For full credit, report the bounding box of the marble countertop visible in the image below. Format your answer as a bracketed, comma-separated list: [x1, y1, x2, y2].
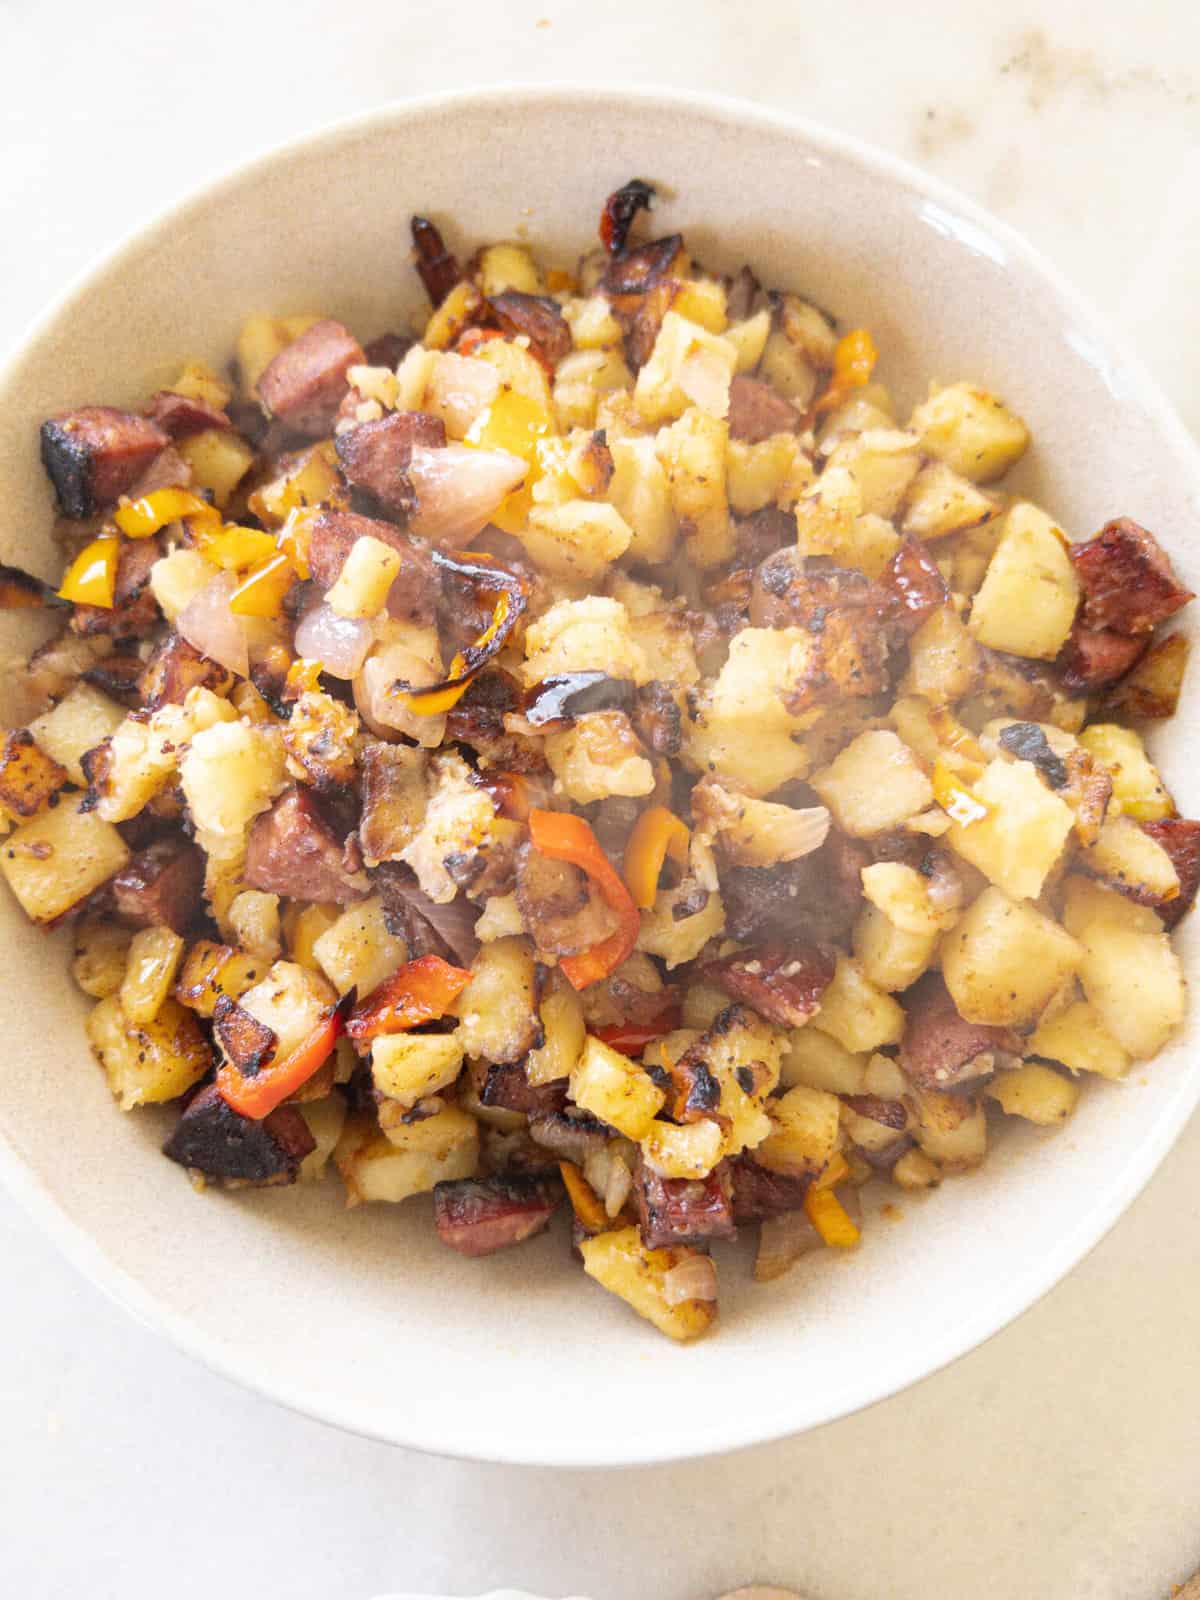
[3, 2, 1200, 1596]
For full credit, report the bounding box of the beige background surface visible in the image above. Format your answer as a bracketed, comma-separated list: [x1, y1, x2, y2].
[2, 2, 1199, 1596]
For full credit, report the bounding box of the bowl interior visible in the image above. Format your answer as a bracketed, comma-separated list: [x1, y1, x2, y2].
[0, 87, 1196, 1466]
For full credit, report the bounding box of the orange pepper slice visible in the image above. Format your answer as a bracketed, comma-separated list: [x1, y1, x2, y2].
[622, 804, 690, 910]
[815, 327, 878, 415]
[932, 761, 991, 826]
[216, 1008, 341, 1120]
[114, 487, 219, 538]
[528, 809, 641, 989]
[229, 551, 295, 618]
[57, 535, 120, 608]
[559, 1161, 610, 1234]
[344, 955, 473, 1046]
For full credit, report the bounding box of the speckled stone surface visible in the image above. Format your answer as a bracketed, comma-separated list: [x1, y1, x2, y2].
[2, 5, 1200, 1598]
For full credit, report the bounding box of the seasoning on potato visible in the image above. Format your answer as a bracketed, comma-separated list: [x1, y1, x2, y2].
[0, 180, 1192, 1341]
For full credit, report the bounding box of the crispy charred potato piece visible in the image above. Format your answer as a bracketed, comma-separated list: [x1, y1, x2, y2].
[0, 730, 67, 817]
[1102, 632, 1189, 719]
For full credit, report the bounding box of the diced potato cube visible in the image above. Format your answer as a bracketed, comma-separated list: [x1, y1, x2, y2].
[780, 1027, 868, 1095]
[569, 1036, 666, 1140]
[563, 294, 623, 350]
[1104, 632, 1189, 721]
[946, 757, 1074, 901]
[1062, 875, 1163, 937]
[968, 504, 1080, 661]
[0, 796, 129, 923]
[606, 435, 677, 564]
[227, 890, 282, 962]
[726, 433, 802, 515]
[87, 994, 211, 1110]
[475, 241, 543, 297]
[455, 936, 539, 1065]
[627, 610, 699, 689]
[521, 499, 633, 582]
[29, 684, 125, 786]
[910, 1085, 987, 1170]
[0, 730, 66, 818]
[636, 876, 726, 968]
[641, 1118, 725, 1180]
[794, 465, 862, 563]
[174, 940, 263, 1017]
[234, 960, 335, 1068]
[1082, 814, 1180, 904]
[901, 460, 999, 540]
[171, 360, 232, 410]
[93, 688, 236, 824]
[580, 1227, 716, 1343]
[909, 382, 1030, 482]
[823, 428, 922, 518]
[724, 308, 771, 373]
[545, 711, 655, 804]
[249, 442, 339, 527]
[680, 981, 730, 1031]
[901, 606, 981, 705]
[525, 972, 586, 1087]
[891, 1147, 942, 1191]
[371, 1032, 465, 1106]
[811, 956, 906, 1052]
[672, 277, 728, 333]
[309, 897, 404, 1000]
[861, 861, 960, 936]
[71, 920, 134, 999]
[941, 886, 1083, 1026]
[1028, 999, 1131, 1080]
[177, 428, 256, 508]
[852, 902, 939, 993]
[337, 1106, 479, 1205]
[756, 1083, 841, 1178]
[325, 534, 401, 619]
[759, 296, 835, 407]
[685, 626, 816, 798]
[811, 730, 934, 837]
[655, 408, 732, 568]
[1078, 724, 1173, 821]
[119, 926, 185, 1025]
[474, 892, 525, 943]
[1070, 906, 1185, 1060]
[635, 312, 737, 425]
[984, 1063, 1080, 1125]
[179, 720, 287, 860]
[149, 549, 221, 623]
[522, 597, 647, 686]
[297, 1094, 348, 1183]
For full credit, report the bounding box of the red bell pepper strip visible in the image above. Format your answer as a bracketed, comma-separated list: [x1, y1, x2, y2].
[344, 954, 473, 1046]
[217, 1007, 342, 1120]
[591, 1010, 680, 1056]
[528, 809, 642, 990]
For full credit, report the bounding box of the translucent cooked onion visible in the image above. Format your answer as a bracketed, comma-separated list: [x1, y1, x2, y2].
[424, 352, 501, 436]
[663, 1253, 718, 1306]
[354, 634, 446, 747]
[293, 602, 375, 680]
[177, 571, 248, 678]
[406, 444, 527, 543]
[753, 1212, 822, 1283]
[679, 346, 732, 417]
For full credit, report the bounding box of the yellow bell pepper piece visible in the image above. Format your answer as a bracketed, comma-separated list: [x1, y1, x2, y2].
[816, 328, 879, 415]
[813, 1151, 850, 1191]
[803, 1185, 860, 1249]
[57, 536, 120, 608]
[465, 389, 553, 534]
[932, 761, 991, 826]
[622, 805, 691, 909]
[229, 552, 294, 618]
[284, 901, 341, 971]
[114, 488, 219, 538]
[194, 524, 278, 572]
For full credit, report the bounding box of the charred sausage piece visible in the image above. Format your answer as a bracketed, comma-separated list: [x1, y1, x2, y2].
[1071, 518, 1194, 635]
[163, 1084, 315, 1187]
[1141, 819, 1200, 929]
[245, 786, 369, 904]
[443, 669, 538, 770]
[82, 652, 145, 707]
[144, 391, 231, 438]
[307, 508, 437, 623]
[750, 548, 871, 629]
[480, 1061, 567, 1117]
[725, 263, 764, 322]
[433, 1174, 561, 1257]
[411, 216, 462, 307]
[255, 319, 366, 438]
[727, 375, 801, 443]
[1058, 625, 1148, 692]
[126, 444, 194, 499]
[364, 331, 414, 368]
[527, 1108, 612, 1165]
[599, 234, 685, 300]
[40, 407, 170, 517]
[138, 631, 228, 710]
[899, 973, 1020, 1089]
[735, 505, 795, 567]
[371, 861, 481, 967]
[334, 410, 446, 517]
[703, 943, 836, 1028]
[111, 839, 206, 934]
[729, 1156, 812, 1223]
[720, 831, 868, 946]
[489, 292, 572, 367]
[635, 1161, 736, 1250]
[633, 680, 682, 757]
[71, 536, 163, 640]
[870, 537, 950, 637]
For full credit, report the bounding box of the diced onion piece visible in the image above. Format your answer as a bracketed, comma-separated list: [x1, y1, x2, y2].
[406, 444, 527, 543]
[294, 601, 376, 680]
[424, 353, 501, 436]
[662, 1253, 718, 1306]
[177, 571, 249, 679]
[754, 1211, 823, 1282]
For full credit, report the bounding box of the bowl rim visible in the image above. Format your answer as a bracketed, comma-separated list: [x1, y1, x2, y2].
[2, 79, 1199, 1468]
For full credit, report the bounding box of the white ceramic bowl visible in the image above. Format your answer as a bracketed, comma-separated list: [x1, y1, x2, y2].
[0, 86, 1196, 1468]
